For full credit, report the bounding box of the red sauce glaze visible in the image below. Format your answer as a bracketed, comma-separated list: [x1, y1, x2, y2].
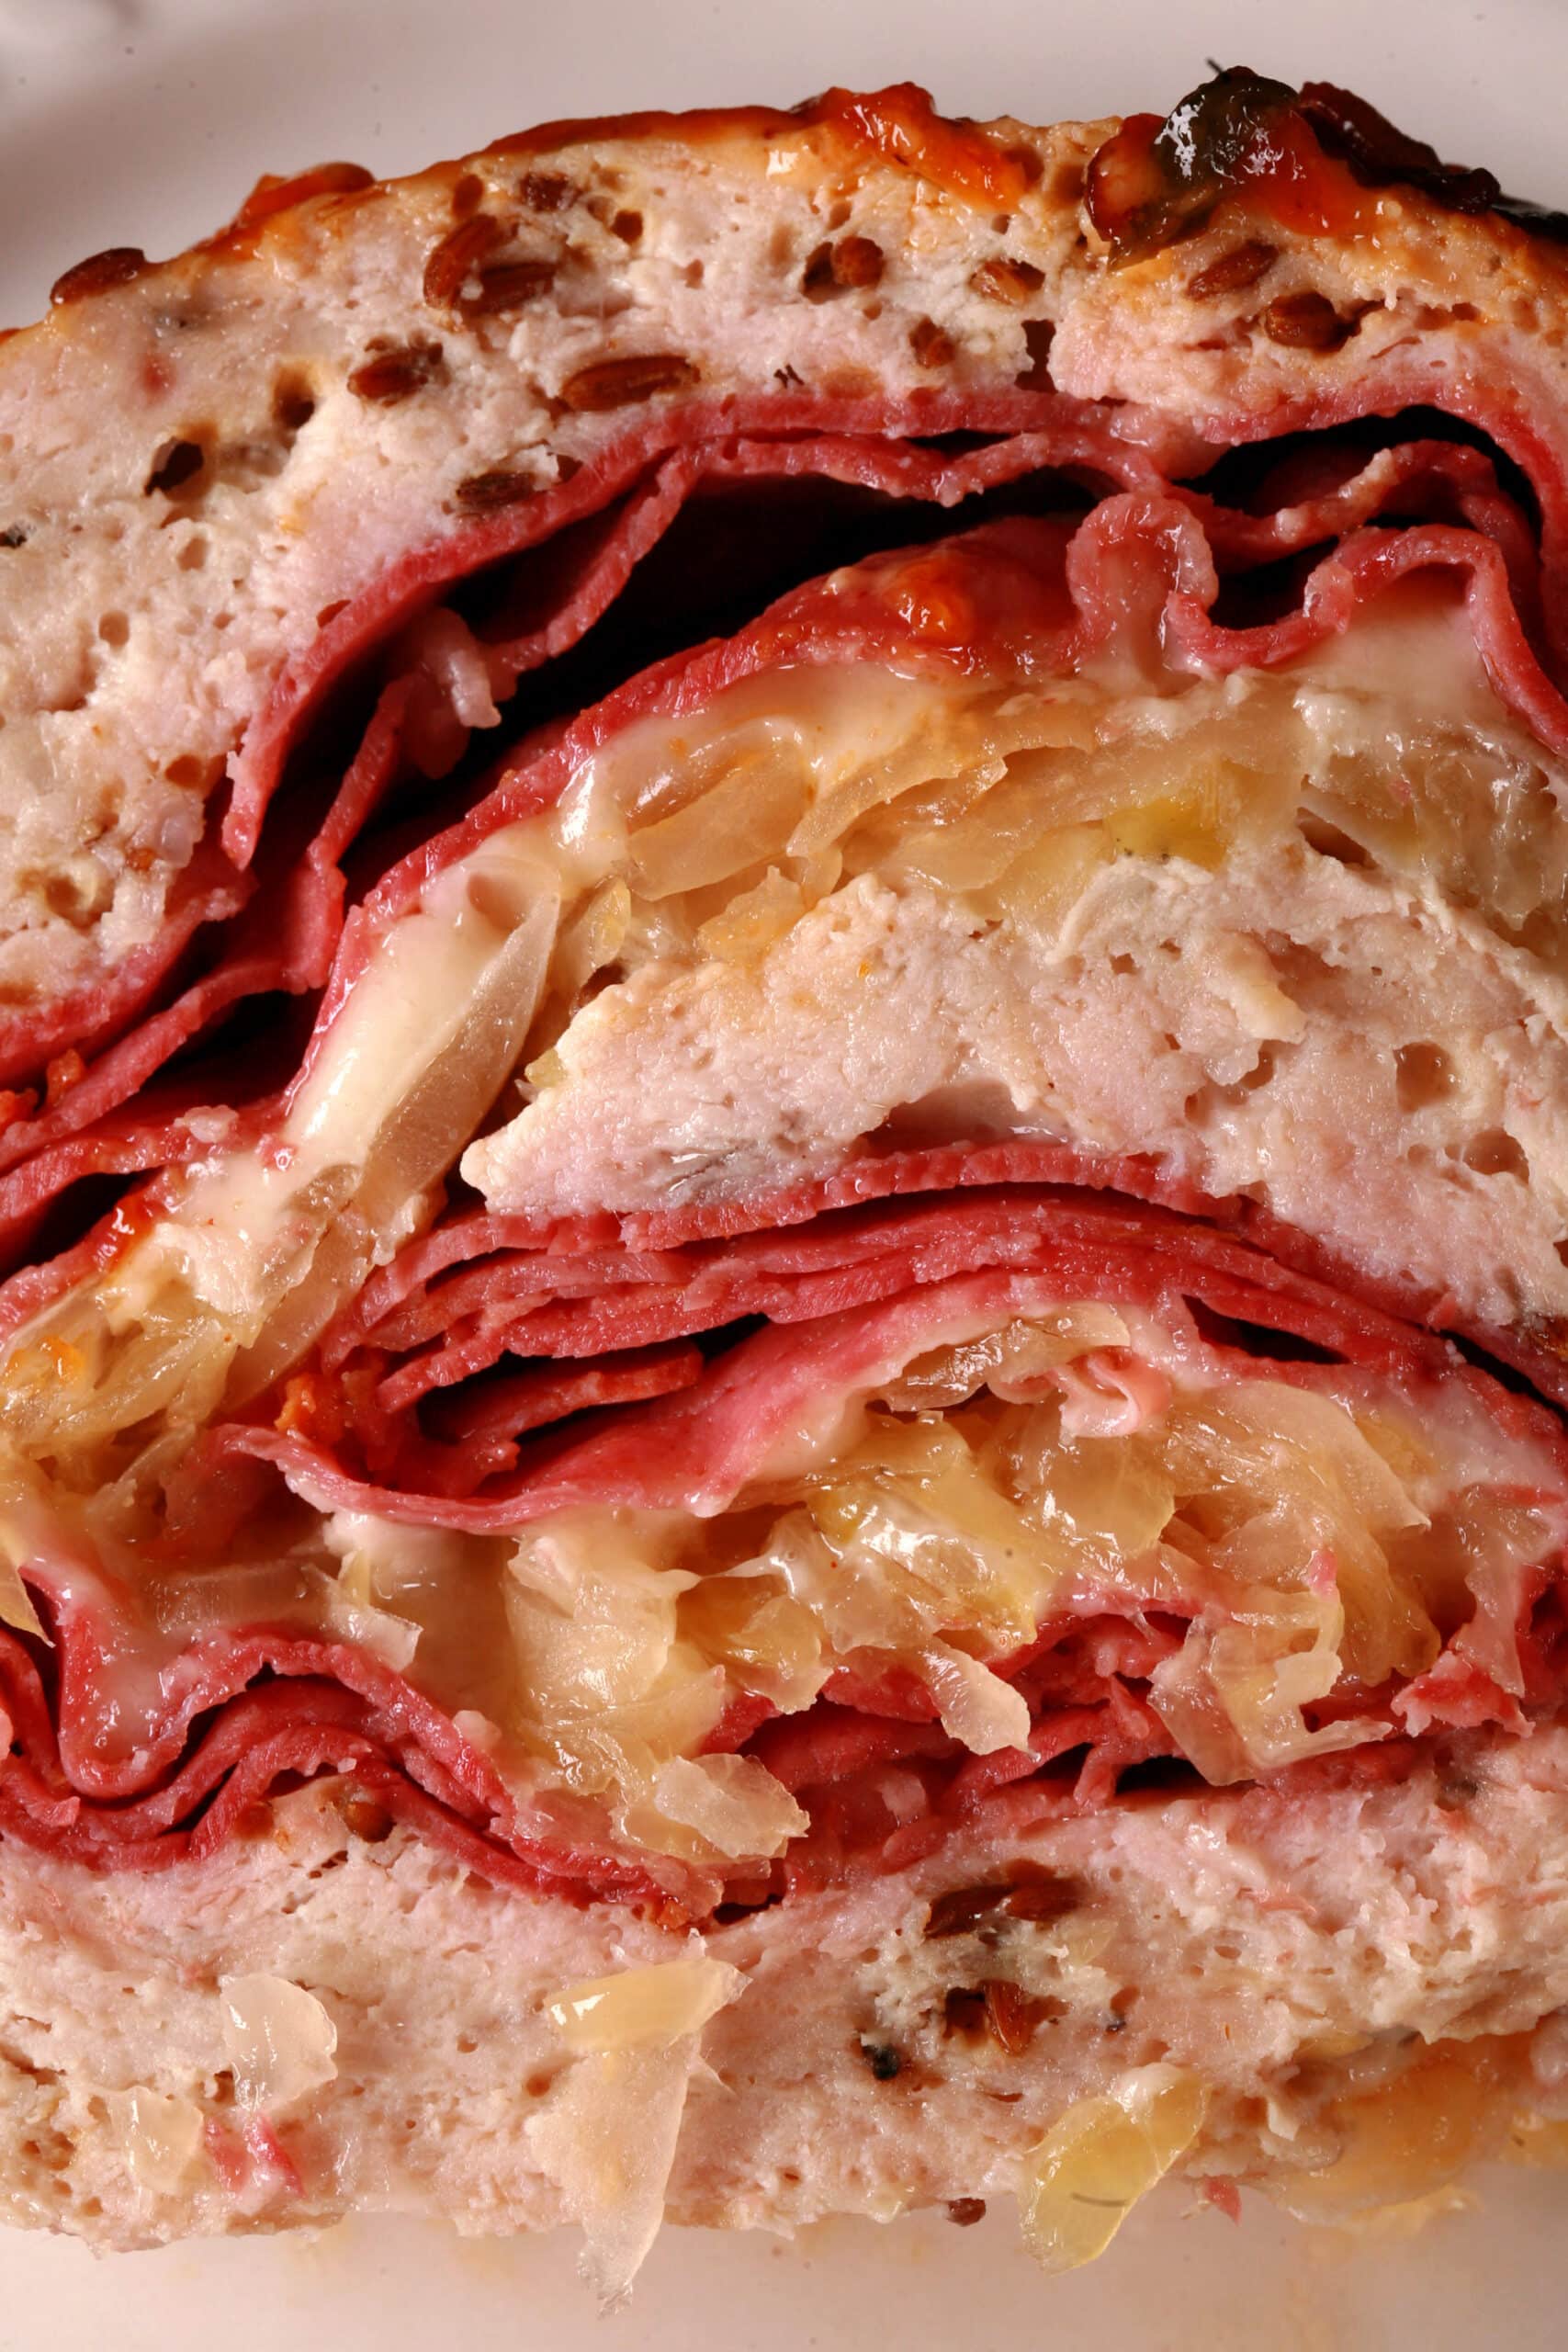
[1085, 65, 1568, 262]
[493, 82, 1031, 209]
[1086, 68, 1379, 259]
[809, 83, 1033, 208]
[228, 161, 378, 238]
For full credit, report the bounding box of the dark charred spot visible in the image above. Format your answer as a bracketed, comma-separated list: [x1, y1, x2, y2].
[609, 209, 644, 244]
[861, 2041, 903, 2081]
[1296, 79, 1568, 236]
[50, 246, 149, 306]
[1088, 64, 1568, 267]
[1087, 69, 1303, 261]
[946, 2198, 987, 2226]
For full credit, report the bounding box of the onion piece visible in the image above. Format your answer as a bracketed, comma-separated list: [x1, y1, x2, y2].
[109, 2086, 205, 2198]
[1150, 1586, 1387, 1783]
[626, 733, 810, 899]
[880, 1309, 1132, 1412]
[321, 1558, 422, 1673]
[529, 2041, 695, 2308]
[506, 1514, 699, 1713]
[0, 1497, 48, 1643]
[921, 1643, 1032, 1756]
[1019, 2065, 1209, 2275]
[553, 877, 631, 997]
[650, 1753, 808, 1858]
[694, 867, 807, 963]
[4, 824, 562, 1483]
[220, 1975, 338, 2112]
[535, 1953, 743, 2304]
[545, 1953, 743, 2054]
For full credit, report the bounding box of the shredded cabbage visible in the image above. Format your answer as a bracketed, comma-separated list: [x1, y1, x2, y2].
[1019, 2065, 1209, 2274]
[650, 1754, 809, 1858]
[1, 1195, 1560, 1855]
[4, 624, 1564, 1814]
[220, 1974, 338, 2111]
[0, 1491, 49, 1643]
[921, 1642, 1032, 1755]
[529, 2042, 695, 2308]
[535, 1951, 744, 2306]
[110, 2086, 205, 2198]
[473, 1317, 1559, 1828]
[545, 1953, 743, 2053]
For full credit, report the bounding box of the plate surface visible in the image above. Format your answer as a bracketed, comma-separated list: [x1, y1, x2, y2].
[1, 0, 1565, 2340]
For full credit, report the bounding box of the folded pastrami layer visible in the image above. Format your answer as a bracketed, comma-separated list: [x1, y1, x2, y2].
[6, 65, 1568, 2277]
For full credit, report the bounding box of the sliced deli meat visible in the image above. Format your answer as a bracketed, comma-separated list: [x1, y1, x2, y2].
[4, 65, 1568, 2277]
[452, 510, 1568, 1361]
[10, 1195, 1568, 1894]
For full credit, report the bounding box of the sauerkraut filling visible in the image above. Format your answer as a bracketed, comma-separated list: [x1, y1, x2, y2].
[12, 517, 1568, 1434]
[5, 1267, 1567, 1905]
[313, 1295, 1568, 1888]
[4, 507, 1568, 1909]
[457, 551, 1568, 1341]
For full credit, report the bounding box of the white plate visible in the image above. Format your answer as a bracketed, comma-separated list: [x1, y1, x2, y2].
[1, 1, 1566, 2341]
